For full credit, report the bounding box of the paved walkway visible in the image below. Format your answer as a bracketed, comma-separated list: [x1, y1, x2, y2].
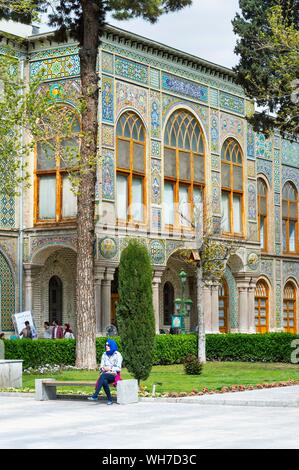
[1, 386, 299, 449]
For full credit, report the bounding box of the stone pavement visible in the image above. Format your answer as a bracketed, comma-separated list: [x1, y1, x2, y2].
[1, 386, 299, 449]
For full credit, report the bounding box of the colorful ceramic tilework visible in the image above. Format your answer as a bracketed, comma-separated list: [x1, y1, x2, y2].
[275, 206, 281, 255]
[149, 239, 165, 265]
[152, 207, 162, 232]
[211, 154, 220, 171]
[102, 76, 114, 123]
[210, 88, 219, 107]
[150, 91, 161, 139]
[219, 91, 244, 115]
[0, 251, 15, 331]
[248, 182, 257, 220]
[115, 56, 148, 84]
[274, 149, 281, 193]
[151, 160, 161, 205]
[256, 159, 273, 185]
[102, 149, 115, 201]
[282, 140, 299, 167]
[282, 166, 299, 191]
[116, 81, 147, 123]
[102, 52, 114, 74]
[0, 196, 15, 228]
[247, 124, 255, 159]
[283, 261, 299, 284]
[150, 68, 160, 88]
[151, 140, 161, 158]
[260, 259, 273, 281]
[212, 172, 221, 214]
[248, 160, 256, 178]
[220, 113, 244, 144]
[30, 45, 79, 60]
[275, 283, 282, 327]
[30, 55, 80, 80]
[102, 125, 114, 147]
[162, 94, 208, 136]
[210, 110, 219, 153]
[256, 134, 273, 159]
[38, 79, 81, 108]
[225, 266, 238, 329]
[162, 72, 208, 102]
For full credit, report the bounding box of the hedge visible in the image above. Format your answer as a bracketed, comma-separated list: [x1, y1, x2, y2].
[3, 333, 299, 369]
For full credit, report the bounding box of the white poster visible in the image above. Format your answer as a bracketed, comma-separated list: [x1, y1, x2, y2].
[13, 311, 37, 338]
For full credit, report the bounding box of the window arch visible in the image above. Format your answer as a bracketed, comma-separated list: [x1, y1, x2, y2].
[282, 182, 298, 254]
[164, 109, 205, 228]
[257, 178, 268, 251]
[255, 279, 269, 333]
[163, 282, 174, 326]
[218, 279, 229, 333]
[283, 281, 297, 333]
[221, 138, 243, 235]
[116, 111, 146, 223]
[35, 106, 80, 223]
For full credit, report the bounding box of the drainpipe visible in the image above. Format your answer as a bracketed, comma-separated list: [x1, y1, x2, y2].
[18, 57, 25, 313]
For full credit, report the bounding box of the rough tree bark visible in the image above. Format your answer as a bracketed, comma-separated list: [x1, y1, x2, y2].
[75, 0, 101, 369]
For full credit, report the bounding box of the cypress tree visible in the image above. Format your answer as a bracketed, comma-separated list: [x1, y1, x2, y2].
[117, 239, 155, 383]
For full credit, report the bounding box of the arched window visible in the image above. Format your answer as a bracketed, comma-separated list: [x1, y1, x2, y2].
[163, 282, 174, 325]
[221, 138, 243, 235]
[283, 282, 297, 333]
[282, 182, 298, 254]
[257, 178, 268, 251]
[116, 112, 146, 223]
[255, 280, 269, 333]
[164, 110, 205, 228]
[218, 280, 229, 333]
[35, 106, 79, 223]
[49, 276, 63, 325]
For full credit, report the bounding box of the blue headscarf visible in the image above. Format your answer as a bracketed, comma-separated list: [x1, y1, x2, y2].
[105, 338, 118, 356]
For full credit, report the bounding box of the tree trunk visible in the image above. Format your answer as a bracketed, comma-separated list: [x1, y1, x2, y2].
[196, 265, 206, 363]
[75, 0, 101, 369]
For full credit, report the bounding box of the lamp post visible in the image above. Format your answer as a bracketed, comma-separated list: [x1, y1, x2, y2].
[173, 269, 193, 334]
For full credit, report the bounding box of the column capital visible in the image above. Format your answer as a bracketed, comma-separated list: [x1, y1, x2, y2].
[104, 267, 116, 282]
[23, 263, 42, 277]
[153, 269, 164, 284]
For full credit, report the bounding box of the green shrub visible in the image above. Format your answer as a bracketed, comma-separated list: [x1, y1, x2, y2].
[184, 354, 203, 375]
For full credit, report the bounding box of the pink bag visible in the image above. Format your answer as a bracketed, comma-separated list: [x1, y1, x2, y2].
[95, 372, 121, 389]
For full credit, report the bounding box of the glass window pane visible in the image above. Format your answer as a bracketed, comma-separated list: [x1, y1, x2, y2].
[260, 197, 267, 216]
[164, 148, 176, 178]
[233, 194, 242, 233]
[60, 137, 79, 168]
[221, 163, 230, 188]
[222, 191, 230, 231]
[179, 151, 190, 181]
[39, 176, 56, 219]
[290, 202, 297, 219]
[179, 186, 190, 226]
[260, 216, 265, 248]
[164, 182, 174, 225]
[117, 139, 130, 169]
[133, 143, 144, 173]
[233, 166, 243, 190]
[282, 200, 288, 218]
[132, 177, 143, 222]
[37, 140, 56, 170]
[194, 155, 204, 182]
[117, 174, 128, 219]
[289, 221, 296, 251]
[62, 175, 77, 218]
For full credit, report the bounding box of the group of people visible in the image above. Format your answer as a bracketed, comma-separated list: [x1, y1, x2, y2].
[43, 321, 75, 339]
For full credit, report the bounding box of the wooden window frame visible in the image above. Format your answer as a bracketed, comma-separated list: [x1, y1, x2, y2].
[116, 112, 147, 226]
[282, 182, 299, 255]
[283, 281, 297, 333]
[34, 108, 80, 226]
[255, 279, 269, 333]
[257, 178, 268, 253]
[164, 110, 205, 231]
[221, 139, 244, 237]
[218, 280, 229, 333]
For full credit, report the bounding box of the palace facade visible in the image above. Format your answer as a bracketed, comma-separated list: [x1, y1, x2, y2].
[0, 23, 298, 336]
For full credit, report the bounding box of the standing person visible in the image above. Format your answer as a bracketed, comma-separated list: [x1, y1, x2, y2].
[20, 321, 33, 339]
[63, 323, 75, 339]
[51, 320, 64, 339]
[43, 321, 52, 339]
[88, 339, 122, 405]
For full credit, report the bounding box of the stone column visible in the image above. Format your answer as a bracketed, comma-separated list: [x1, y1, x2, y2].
[152, 270, 164, 334]
[23, 264, 41, 313]
[101, 267, 115, 335]
[211, 284, 220, 333]
[202, 285, 212, 333]
[238, 282, 249, 332]
[248, 284, 257, 333]
[94, 265, 105, 336]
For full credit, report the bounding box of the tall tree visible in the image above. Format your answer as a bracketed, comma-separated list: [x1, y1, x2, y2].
[0, 0, 192, 369]
[233, 0, 299, 139]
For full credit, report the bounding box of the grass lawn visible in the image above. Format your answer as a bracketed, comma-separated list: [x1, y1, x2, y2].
[17, 362, 299, 395]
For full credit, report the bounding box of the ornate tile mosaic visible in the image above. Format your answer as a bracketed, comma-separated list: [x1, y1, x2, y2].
[116, 81, 148, 123]
[162, 72, 208, 102]
[151, 159, 161, 205]
[275, 206, 281, 255]
[0, 251, 15, 331]
[212, 172, 221, 214]
[152, 207, 162, 232]
[274, 149, 281, 193]
[162, 94, 208, 136]
[102, 124, 114, 148]
[211, 154, 220, 171]
[275, 259, 281, 280]
[102, 149, 115, 201]
[166, 240, 184, 260]
[247, 124, 255, 159]
[102, 52, 114, 74]
[256, 134, 273, 159]
[220, 113, 244, 145]
[102, 76, 114, 123]
[30, 55, 80, 80]
[276, 283, 282, 327]
[98, 237, 119, 260]
[248, 182, 257, 220]
[213, 216, 222, 235]
[283, 261, 299, 283]
[248, 222, 258, 242]
[219, 91, 244, 115]
[274, 135, 281, 149]
[282, 166, 299, 190]
[0, 196, 15, 228]
[151, 140, 161, 158]
[256, 159, 273, 185]
[282, 140, 299, 167]
[37, 79, 81, 108]
[225, 266, 238, 329]
[248, 160, 256, 178]
[115, 56, 148, 85]
[149, 239, 166, 265]
[210, 110, 219, 153]
[150, 68, 160, 88]
[260, 259, 273, 281]
[150, 91, 161, 139]
[30, 45, 79, 60]
[210, 88, 219, 107]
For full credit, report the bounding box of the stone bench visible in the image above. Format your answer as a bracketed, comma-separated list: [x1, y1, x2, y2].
[35, 378, 138, 405]
[0, 360, 23, 388]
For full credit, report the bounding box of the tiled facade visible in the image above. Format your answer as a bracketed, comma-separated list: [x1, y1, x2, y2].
[0, 25, 298, 337]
